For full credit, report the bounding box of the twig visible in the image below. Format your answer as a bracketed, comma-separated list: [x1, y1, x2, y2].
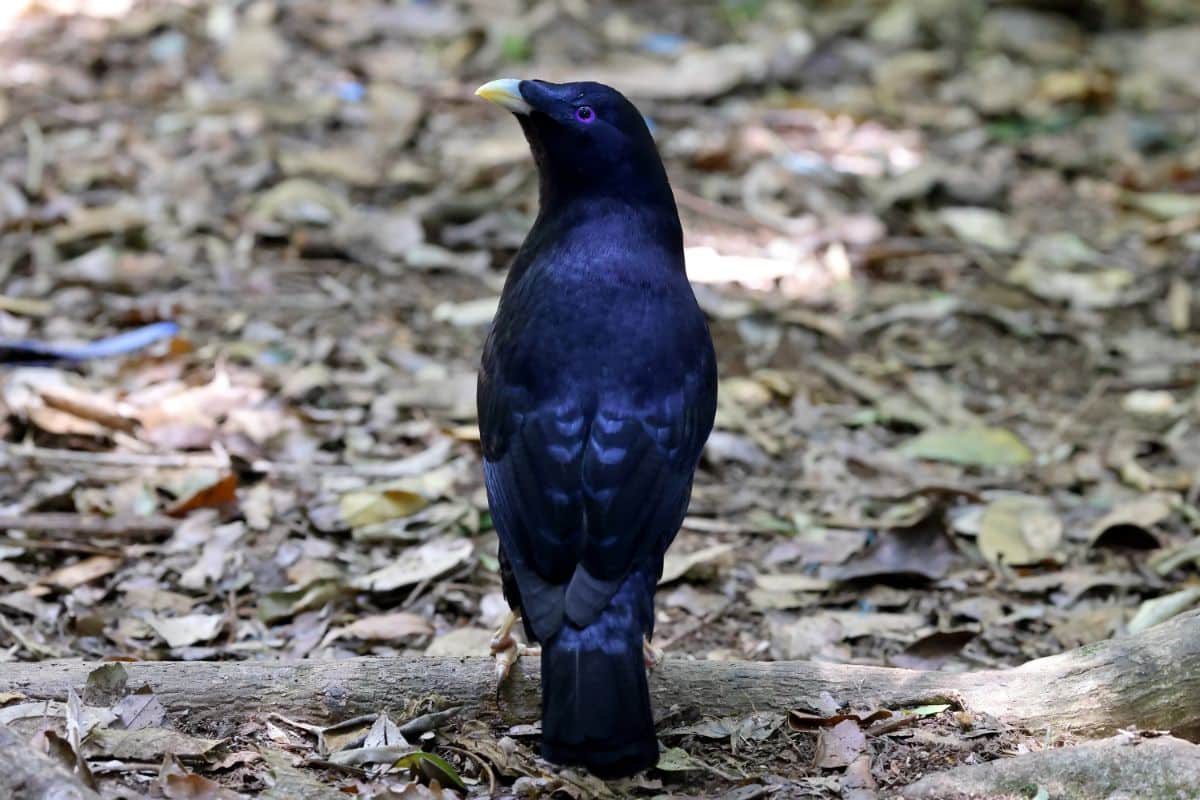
[21, 118, 44, 196]
[0, 536, 122, 556]
[657, 600, 733, 651]
[0, 513, 176, 539]
[2, 443, 226, 470]
[37, 388, 138, 434]
[302, 758, 370, 777]
[1, 439, 454, 479]
[867, 714, 924, 737]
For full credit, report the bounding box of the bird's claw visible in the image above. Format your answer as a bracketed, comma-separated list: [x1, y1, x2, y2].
[643, 638, 664, 670]
[495, 639, 520, 683]
[492, 610, 534, 685]
[494, 640, 542, 684]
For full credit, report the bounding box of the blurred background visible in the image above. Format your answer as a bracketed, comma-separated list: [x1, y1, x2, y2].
[1, 0, 1200, 796]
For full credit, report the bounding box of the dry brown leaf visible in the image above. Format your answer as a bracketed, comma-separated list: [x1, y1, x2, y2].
[814, 719, 867, 769]
[338, 611, 433, 641]
[425, 627, 493, 656]
[147, 613, 224, 649]
[1089, 494, 1172, 550]
[352, 537, 473, 593]
[162, 770, 248, 800]
[88, 727, 222, 760]
[890, 630, 977, 670]
[44, 555, 122, 589]
[166, 473, 239, 517]
[979, 495, 1063, 566]
[340, 487, 428, 528]
[659, 543, 735, 584]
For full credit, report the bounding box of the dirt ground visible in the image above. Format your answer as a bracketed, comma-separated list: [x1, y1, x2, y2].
[2, 0, 1200, 797]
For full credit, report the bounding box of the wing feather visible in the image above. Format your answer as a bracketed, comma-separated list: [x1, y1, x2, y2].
[478, 278, 716, 642]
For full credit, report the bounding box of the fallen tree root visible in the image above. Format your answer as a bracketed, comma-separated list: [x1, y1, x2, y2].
[899, 734, 1200, 800]
[2, 610, 1197, 740]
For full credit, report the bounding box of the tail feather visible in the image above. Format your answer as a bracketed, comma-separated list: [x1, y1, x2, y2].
[538, 581, 658, 777]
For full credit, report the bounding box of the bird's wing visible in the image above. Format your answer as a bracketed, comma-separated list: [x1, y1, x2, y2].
[479, 327, 716, 641]
[562, 368, 713, 628]
[480, 387, 587, 640]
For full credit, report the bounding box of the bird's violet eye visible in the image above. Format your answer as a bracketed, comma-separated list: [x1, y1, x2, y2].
[575, 106, 595, 124]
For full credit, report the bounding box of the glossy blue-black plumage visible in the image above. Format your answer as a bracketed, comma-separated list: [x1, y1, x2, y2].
[477, 79, 716, 777]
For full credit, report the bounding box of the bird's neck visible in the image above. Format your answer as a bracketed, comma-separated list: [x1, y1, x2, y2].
[533, 192, 684, 258]
[531, 146, 682, 243]
[507, 196, 684, 291]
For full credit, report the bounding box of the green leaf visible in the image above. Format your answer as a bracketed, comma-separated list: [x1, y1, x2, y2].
[898, 426, 1032, 467]
[394, 751, 468, 791]
[985, 113, 1076, 142]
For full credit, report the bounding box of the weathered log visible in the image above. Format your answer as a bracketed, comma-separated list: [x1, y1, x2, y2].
[1, 610, 1197, 741]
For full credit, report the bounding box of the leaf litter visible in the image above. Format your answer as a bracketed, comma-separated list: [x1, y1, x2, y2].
[2, 0, 1200, 797]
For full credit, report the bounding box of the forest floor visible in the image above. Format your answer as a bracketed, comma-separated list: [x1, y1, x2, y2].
[2, 0, 1200, 797]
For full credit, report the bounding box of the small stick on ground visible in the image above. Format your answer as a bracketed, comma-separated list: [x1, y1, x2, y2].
[0, 513, 177, 540]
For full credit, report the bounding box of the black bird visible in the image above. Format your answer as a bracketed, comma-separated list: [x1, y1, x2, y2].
[475, 78, 717, 777]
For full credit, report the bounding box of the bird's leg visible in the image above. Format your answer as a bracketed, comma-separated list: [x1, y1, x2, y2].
[490, 609, 519, 654]
[491, 610, 539, 684]
[643, 636, 664, 670]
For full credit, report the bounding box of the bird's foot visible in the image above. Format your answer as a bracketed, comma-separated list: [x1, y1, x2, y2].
[494, 638, 519, 684]
[492, 610, 532, 685]
[494, 640, 541, 684]
[643, 637, 664, 670]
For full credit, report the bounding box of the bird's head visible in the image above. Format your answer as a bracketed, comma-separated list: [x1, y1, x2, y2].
[475, 78, 674, 213]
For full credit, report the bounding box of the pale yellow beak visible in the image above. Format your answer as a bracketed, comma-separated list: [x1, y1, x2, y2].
[475, 78, 532, 115]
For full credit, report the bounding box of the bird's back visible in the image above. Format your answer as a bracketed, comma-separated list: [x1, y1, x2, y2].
[484, 207, 707, 405]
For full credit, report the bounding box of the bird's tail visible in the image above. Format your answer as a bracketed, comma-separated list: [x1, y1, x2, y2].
[539, 611, 658, 777]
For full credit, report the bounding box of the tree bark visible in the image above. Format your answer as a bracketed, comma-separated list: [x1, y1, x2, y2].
[2, 610, 1197, 741]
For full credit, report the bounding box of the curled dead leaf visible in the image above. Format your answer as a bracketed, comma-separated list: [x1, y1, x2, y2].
[1089, 494, 1171, 550]
[659, 542, 734, 584]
